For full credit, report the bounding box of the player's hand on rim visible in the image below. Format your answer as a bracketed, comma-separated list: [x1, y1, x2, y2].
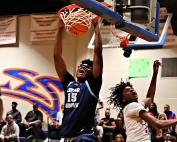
[58, 17, 64, 29]
[153, 60, 161, 74]
[92, 16, 100, 26]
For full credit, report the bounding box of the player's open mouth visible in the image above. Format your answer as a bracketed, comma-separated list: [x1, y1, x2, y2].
[79, 69, 86, 74]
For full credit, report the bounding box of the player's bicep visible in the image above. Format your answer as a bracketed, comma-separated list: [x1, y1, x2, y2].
[139, 110, 159, 129]
[54, 56, 67, 82]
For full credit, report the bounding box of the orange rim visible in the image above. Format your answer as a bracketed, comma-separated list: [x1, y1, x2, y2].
[58, 2, 112, 17]
[109, 23, 130, 41]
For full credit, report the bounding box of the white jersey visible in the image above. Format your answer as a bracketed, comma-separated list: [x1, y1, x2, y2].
[123, 102, 150, 142]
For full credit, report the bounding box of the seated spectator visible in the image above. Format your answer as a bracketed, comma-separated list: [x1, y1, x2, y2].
[158, 113, 173, 134]
[98, 108, 115, 142]
[94, 95, 104, 125]
[152, 129, 164, 142]
[164, 104, 176, 137]
[148, 102, 159, 118]
[44, 104, 64, 142]
[158, 113, 176, 142]
[18, 103, 43, 142]
[117, 111, 124, 128]
[6, 102, 22, 124]
[0, 102, 22, 132]
[112, 117, 126, 141]
[0, 115, 19, 142]
[114, 134, 125, 142]
[96, 122, 103, 142]
[148, 102, 159, 139]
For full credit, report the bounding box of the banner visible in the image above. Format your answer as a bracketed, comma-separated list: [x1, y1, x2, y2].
[30, 14, 58, 42]
[128, 58, 151, 78]
[0, 16, 17, 45]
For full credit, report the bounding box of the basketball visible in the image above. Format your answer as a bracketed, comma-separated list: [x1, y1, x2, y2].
[64, 10, 90, 36]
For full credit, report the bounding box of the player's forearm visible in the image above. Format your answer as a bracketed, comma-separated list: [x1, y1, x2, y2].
[146, 72, 157, 102]
[54, 28, 63, 58]
[94, 24, 102, 53]
[156, 119, 177, 129]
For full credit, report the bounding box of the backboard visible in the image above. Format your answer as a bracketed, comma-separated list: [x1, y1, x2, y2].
[88, 7, 174, 49]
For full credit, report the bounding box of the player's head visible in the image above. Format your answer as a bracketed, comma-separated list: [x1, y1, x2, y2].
[107, 80, 137, 110]
[76, 59, 93, 82]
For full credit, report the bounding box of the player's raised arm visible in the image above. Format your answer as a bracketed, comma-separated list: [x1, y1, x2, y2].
[142, 60, 161, 108]
[92, 19, 103, 78]
[53, 18, 67, 82]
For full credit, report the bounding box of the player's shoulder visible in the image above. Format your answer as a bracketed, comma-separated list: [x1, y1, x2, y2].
[125, 102, 145, 110]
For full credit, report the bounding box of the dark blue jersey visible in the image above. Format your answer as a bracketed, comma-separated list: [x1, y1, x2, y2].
[59, 72, 102, 137]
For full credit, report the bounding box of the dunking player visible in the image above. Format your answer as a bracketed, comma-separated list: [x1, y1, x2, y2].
[53, 17, 103, 142]
[108, 60, 177, 142]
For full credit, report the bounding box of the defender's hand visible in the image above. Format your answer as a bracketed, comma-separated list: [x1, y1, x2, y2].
[153, 60, 161, 74]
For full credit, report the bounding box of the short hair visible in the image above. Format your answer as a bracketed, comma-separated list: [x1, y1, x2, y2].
[107, 80, 132, 110]
[81, 59, 93, 67]
[12, 102, 18, 106]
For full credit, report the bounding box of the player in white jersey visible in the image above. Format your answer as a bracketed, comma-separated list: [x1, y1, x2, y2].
[108, 60, 177, 142]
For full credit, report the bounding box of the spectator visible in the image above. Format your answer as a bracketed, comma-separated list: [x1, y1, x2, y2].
[0, 115, 19, 142]
[158, 113, 176, 142]
[98, 108, 115, 142]
[44, 104, 64, 142]
[6, 102, 22, 124]
[117, 111, 125, 129]
[18, 103, 43, 142]
[95, 95, 104, 125]
[148, 102, 159, 118]
[158, 113, 173, 134]
[164, 104, 176, 120]
[112, 117, 126, 141]
[152, 129, 164, 142]
[148, 102, 159, 139]
[114, 134, 125, 142]
[164, 104, 176, 136]
[96, 122, 103, 142]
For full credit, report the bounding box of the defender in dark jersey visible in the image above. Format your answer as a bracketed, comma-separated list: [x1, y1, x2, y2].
[53, 17, 103, 142]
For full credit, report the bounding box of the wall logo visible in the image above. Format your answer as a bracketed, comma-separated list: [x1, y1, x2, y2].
[1, 68, 63, 122]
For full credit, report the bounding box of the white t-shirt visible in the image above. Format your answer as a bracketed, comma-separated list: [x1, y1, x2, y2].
[123, 102, 150, 142]
[96, 125, 103, 137]
[56, 111, 63, 125]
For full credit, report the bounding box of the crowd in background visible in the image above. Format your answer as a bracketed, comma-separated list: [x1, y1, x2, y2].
[1, 100, 177, 142]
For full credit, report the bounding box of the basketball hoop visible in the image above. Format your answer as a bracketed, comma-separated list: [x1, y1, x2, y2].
[58, 4, 97, 36]
[109, 23, 130, 47]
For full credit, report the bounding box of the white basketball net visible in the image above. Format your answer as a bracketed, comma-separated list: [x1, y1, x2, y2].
[60, 8, 97, 33]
